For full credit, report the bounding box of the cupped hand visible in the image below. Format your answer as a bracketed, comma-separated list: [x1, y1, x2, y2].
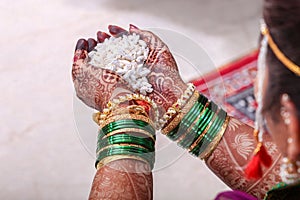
[72, 30, 131, 111]
[107, 24, 188, 111]
[72, 24, 188, 114]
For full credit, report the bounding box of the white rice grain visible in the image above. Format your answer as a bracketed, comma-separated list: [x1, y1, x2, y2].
[88, 33, 152, 95]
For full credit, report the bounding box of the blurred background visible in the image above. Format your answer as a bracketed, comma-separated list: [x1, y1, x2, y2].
[0, 0, 262, 199]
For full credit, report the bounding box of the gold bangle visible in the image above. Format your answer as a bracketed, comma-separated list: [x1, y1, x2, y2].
[94, 93, 159, 127]
[108, 93, 159, 126]
[200, 115, 230, 160]
[159, 83, 196, 128]
[188, 106, 220, 151]
[96, 143, 149, 155]
[100, 113, 154, 129]
[94, 105, 150, 126]
[102, 127, 156, 142]
[109, 105, 149, 118]
[96, 155, 149, 170]
[161, 91, 200, 135]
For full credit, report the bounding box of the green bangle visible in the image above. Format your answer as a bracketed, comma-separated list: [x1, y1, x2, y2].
[190, 109, 226, 156]
[101, 119, 155, 133]
[190, 110, 224, 156]
[189, 111, 222, 156]
[101, 119, 155, 136]
[97, 134, 155, 152]
[95, 145, 155, 169]
[179, 102, 218, 149]
[168, 95, 208, 140]
[167, 95, 205, 139]
[200, 110, 227, 148]
[102, 119, 154, 131]
[98, 127, 156, 143]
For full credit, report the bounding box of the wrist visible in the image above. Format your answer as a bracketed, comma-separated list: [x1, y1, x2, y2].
[161, 88, 230, 160]
[93, 94, 157, 170]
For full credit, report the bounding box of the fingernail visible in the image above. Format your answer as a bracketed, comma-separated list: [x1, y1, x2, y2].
[129, 24, 139, 30]
[87, 38, 97, 52]
[108, 25, 126, 35]
[97, 31, 110, 43]
[75, 39, 88, 51]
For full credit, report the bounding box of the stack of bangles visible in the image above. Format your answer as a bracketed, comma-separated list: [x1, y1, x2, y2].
[93, 94, 157, 170]
[161, 83, 230, 160]
[92, 83, 230, 170]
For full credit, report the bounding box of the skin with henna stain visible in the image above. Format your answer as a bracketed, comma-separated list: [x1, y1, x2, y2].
[72, 24, 282, 199]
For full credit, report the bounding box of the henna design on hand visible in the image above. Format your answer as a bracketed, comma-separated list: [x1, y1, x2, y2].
[129, 26, 188, 111]
[73, 25, 189, 114]
[72, 38, 131, 111]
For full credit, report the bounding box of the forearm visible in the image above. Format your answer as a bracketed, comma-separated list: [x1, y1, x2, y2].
[89, 160, 153, 200]
[160, 88, 282, 199]
[205, 117, 282, 199]
[89, 93, 156, 200]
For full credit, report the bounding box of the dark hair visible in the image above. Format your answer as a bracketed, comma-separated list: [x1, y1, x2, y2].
[262, 0, 300, 120]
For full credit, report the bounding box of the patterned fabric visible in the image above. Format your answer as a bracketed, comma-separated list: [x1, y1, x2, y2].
[192, 50, 259, 127]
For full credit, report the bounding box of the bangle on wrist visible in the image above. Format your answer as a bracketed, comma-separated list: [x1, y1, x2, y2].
[161, 90, 200, 135]
[200, 115, 230, 160]
[159, 83, 195, 129]
[93, 93, 159, 128]
[167, 95, 208, 141]
[161, 89, 230, 161]
[95, 102, 156, 170]
[190, 108, 227, 158]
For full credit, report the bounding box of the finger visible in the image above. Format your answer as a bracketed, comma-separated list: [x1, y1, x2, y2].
[75, 38, 88, 51]
[97, 31, 111, 43]
[74, 39, 88, 62]
[108, 25, 128, 37]
[87, 38, 97, 52]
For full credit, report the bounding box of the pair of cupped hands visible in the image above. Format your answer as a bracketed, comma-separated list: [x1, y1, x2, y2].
[72, 24, 188, 124]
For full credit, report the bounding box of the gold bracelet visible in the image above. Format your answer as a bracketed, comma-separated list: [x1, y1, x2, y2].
[159, 83, 196, 129]
[96, 155, 149, 170]
[94, 105, 150, 126]
[109, 105, 149, 117]
[188, 105, 220, 151]
[161, 91, 200, 135]
[93, 93, 159, 127]
[102, 127, 156, 142]
[200, 115, 230, 160]
[109, 94, 159, 125]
